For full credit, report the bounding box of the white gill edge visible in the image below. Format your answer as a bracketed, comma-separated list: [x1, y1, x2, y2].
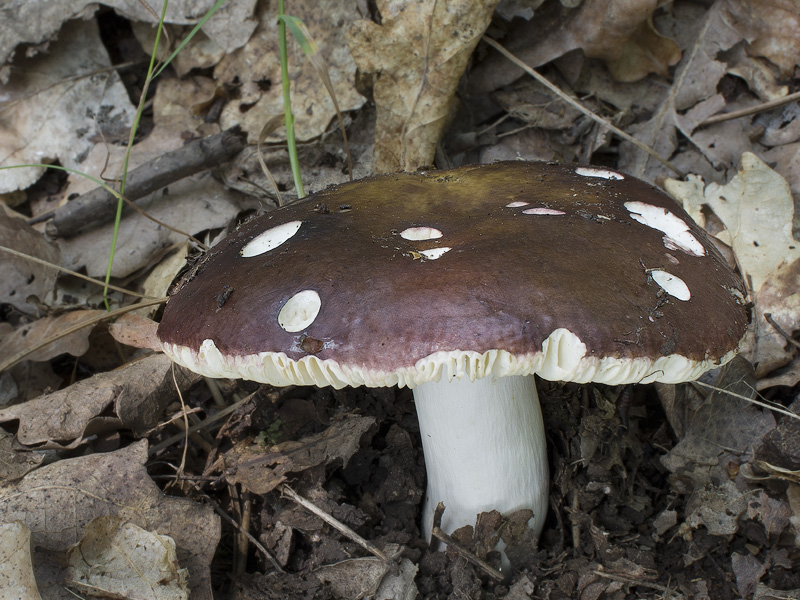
[160, 327, 736, 391]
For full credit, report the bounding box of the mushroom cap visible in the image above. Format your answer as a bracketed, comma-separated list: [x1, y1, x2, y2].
[157, 161, 748, 389]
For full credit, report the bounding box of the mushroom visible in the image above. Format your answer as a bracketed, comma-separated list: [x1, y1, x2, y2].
[157, 161, 748, 548]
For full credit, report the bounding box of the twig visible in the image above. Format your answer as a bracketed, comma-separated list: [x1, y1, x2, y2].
[148, 394, 253, 455]
[698, 90, 800, 127]
[45, 128, 247, 238]
[482, 36, 684, 178]
[430, 526, 505, 582]
[184, 476, 284, 573]
[764, 312, 800, 350]
[592, 569, 679, 598]
[280, 484, 391, 563]
[692, 380, 800, 421]
[0, 298, 167, 373]
[0, 245, 152, 298]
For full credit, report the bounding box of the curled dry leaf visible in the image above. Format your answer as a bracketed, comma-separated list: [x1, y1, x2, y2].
[0, 207, 60, 315]
[0, 522, 41, 600]
[108, 313, 163, 351]
[0, 310, 106, 367]
[66, 516, 189, 600]
[724, 0, 800, 77]
[0, 353, 201, 448]
[347, 0, 499, 172]
[225, 415, 375, 494]
[0, 441, 220, 600]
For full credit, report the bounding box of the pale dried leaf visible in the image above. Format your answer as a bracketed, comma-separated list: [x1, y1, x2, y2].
[684, 479, 747, 536]
[0, 0, 254, 69]
[215, 0, 364, 144]
[348, 0, 499, 172]
[225, 415, 375, 494]
[66, 517, 188, 600]
[666, 153, 800, 374]
[0, 353, 200, 447]
[108, 313, 162, 351]
[0, 522, 41, 600]
[0, 19, 136, 193]
[0, 441, 220, 599]
[0, 207, 60, 314]
[58, 172, 248, 278]
[0, 310, 105, 366]
[724, 0, 800, 77]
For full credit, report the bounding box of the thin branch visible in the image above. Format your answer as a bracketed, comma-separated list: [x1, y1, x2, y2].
[280, 484, 392, 563]
[698, 90, 800, 127]
[0, 245, 154, 299]
[0, 298, 167, 373]
[430, 526, 504, 582]
[692, 380, 800, 421]
[482, 36, 684, 178]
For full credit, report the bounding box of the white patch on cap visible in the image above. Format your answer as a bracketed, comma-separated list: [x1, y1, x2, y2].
[575, 167, 624, 180]
[241, 220, 302, 257]
[651, 270, 691, 301]
[400, 226, 443, 241]
[278, 290, 321, 332]
[506, 201, 529, 208]
[624, 201, 706, 257]
[522, 207, 566, 215]
[419, 247, 451, 260]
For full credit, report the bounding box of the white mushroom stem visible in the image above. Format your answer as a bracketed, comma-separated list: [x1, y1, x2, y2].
[413, 374, 549, 541]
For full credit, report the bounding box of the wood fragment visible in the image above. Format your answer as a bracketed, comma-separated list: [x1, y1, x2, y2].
[281, 484, 392, 564]
[46, 128, 247, 238]
[430, 526, 505, 582]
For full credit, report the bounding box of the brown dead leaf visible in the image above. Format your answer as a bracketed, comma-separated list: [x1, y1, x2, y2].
[0, 206, 60, 315]
[214, 0, 364, 144]
[313, 544, 403, 600]
[0, 522, 41, 600]
[605, 18, 682, 83]
[108, 313, 162, 351]
[0, 310, 105, 366]
[472, 0, 676, 92]
[347, 0, 499, 172]
[225, 415, 375, 494]
[0, 353, 201, 448]
[660, 358, 776, 485]
[0, 441, 220, 599]
[66, 516, 189, 600]
[724, 0, 800, 77]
